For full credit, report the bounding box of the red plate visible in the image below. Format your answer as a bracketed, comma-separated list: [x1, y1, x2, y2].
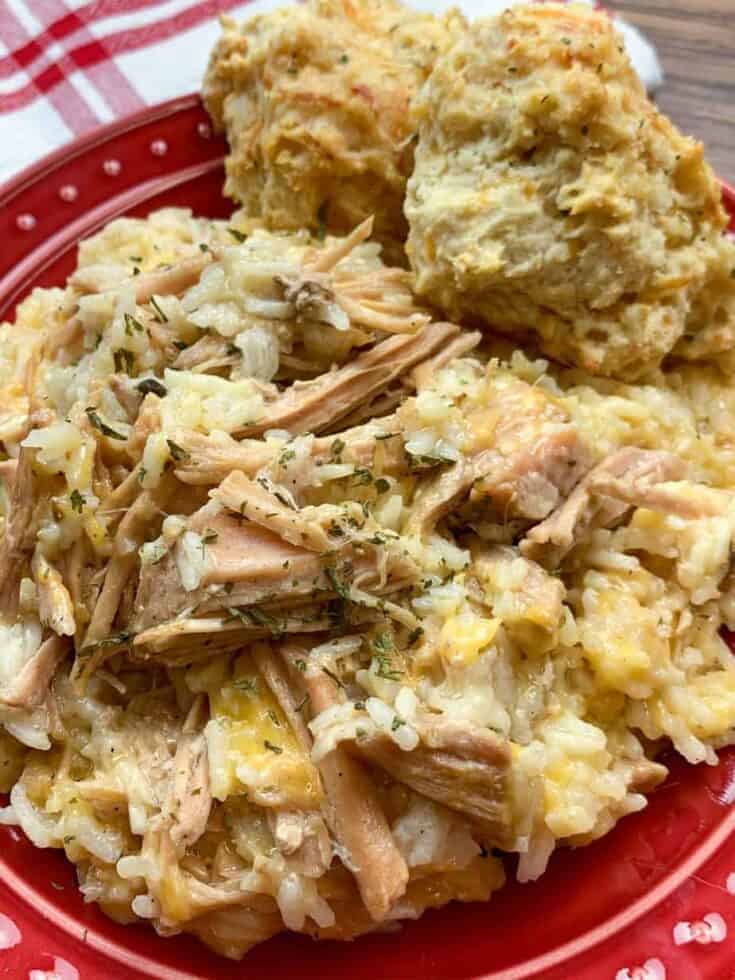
[1, 95, 735, 980]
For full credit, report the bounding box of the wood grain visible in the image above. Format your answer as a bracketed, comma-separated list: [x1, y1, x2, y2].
[605, 1, 734, 181]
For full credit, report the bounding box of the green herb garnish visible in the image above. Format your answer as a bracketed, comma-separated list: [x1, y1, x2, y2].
[123, 313, 144, 336]
[113, 348, 135, 375]
[77, 631, 133, 657]
[225, 606, 283, 636]
[69, 489, 84, 513]
[326, 566, 350, 599]
[150, 296, 168, 323]
[166, 439, 190, 462]
[373, 654, 402, 681]
[372, 632, 394, 654]
[85, 408, 126, 441]
[233, 678, 258, 694]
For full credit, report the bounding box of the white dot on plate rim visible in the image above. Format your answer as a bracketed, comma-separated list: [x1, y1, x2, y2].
[16, 213, 36, 231]
[58, 184, 78, 203]
[102, 159, 122, 176]
[197, 121, 212, 139]
[28, 955, 79, 980]
[0, 912, 21, 950]
[150, 139, 168, 157]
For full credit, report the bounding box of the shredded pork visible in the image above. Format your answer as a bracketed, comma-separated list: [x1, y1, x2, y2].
[2, 198, 735, 962]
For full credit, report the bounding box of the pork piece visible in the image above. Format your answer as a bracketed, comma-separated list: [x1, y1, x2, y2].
[172, 418, 406, 487]
[468, 376, 590, 521]
[83, 473, 177, 649]
[234, 321, 460, 437]
[330, 292, 429, 336]
[125, 392, 161, 461]
[352, 715, 513, 847]
[32, 551, 75, 637]
[108, 374, 143, 423]
[308, 672, 513, 844]
[324, 386, 408, 432]
[251, 220, 430, 338]
[280, 641, 409, 922]
[0, 414, 31, 448]
[70, 252, 211, 303]
[410, 330, 482, 390]
[0, 458, 18, 487]
[99, 466, 151, 528]
[471, 426, 587, 522]
[213, 470, 370, 552]
[213, 471, 331, 551]
[0, 448, 40, 618]
[166, 696, 212, 851]
[306, 217, 376, 276]
[252, 642, 313, 747]
[172, 333, 238, 373]
[396, 368, 590, 534]
[133, 611, 332, 662]
[131, 254, 212, 303]
[406, 373, 590, 533]
[0, 634, 70, 709]
[521, 447, 690, 565]
[470, 545, 565, 650]
[132, 484, 417, 634]
[257, 641, 410, 904]
[62, 537, 94, 635]
[171, 431, 275, 485]
[133, 513, 328, 630]
[406, 459, 474, 536]
[590, 474, 726, 519]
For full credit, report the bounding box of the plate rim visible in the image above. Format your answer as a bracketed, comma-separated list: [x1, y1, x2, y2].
[1, 94, 735, 980]
[0, 94, 203, 206]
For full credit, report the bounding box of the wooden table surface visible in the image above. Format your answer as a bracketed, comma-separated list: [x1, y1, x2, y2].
[606, 0, 734, 182]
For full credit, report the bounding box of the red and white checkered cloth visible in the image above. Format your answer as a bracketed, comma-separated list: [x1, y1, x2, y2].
[0, 0, 662, 187]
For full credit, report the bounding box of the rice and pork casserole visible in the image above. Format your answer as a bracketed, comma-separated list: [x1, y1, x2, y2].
[1, 0, 735, 960]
